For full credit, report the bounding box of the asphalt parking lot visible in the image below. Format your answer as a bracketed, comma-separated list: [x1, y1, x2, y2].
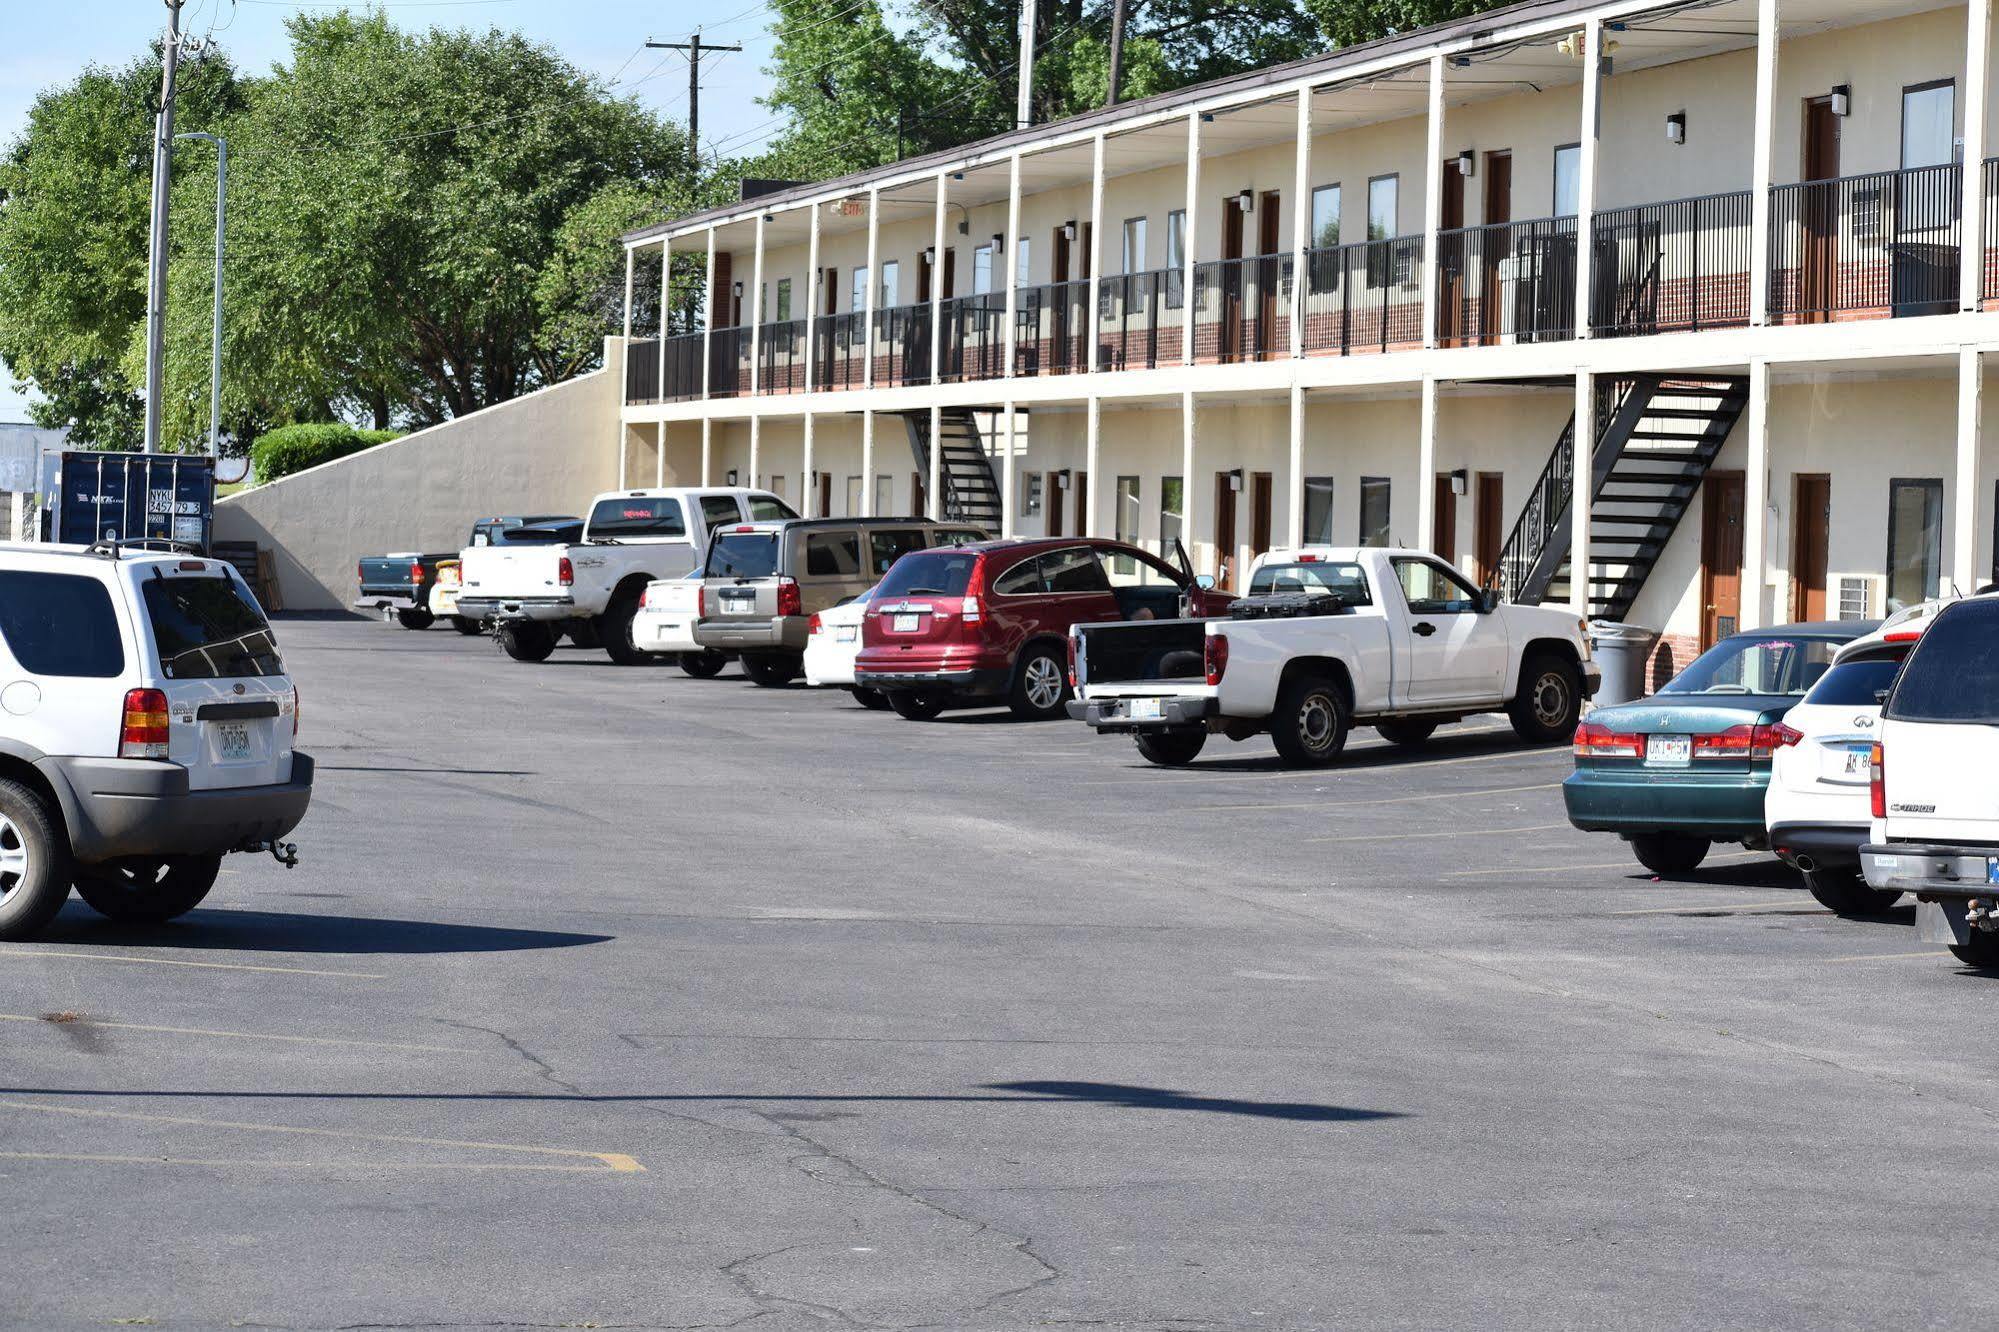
[4, 617, 1996, 1330]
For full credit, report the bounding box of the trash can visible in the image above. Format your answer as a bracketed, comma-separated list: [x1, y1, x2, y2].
[1589, 620, 1661, 708]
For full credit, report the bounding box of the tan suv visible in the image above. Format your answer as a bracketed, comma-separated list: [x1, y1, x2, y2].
[694, 518, 987, 686]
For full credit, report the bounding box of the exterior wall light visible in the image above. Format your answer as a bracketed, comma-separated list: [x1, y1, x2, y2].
[1227, 468, 1244, 491]
[992, 233, 1005, 252]
[1457, 151, 1475, 176]
[1236, 190, 1255, 212]
[726, 469, 740, 485]
[731, 281, 744, 298]
[1062, 221, 1078, 241]
[1450, 468, 1469, 496]
[1056, 469, 1072, 489]
[1665, 111, 1687, 144]
[1830, 84, 1851, 116]
[923, 247, 936, 265]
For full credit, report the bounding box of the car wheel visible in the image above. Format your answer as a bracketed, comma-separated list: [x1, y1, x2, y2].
[741, 653, 802, 687]
[451, 616, 484, 636]
[1270, 672, 1350, 768]
[1376, 718, 1438, 748]
[601, 594, 650, 666]
[680, 650, 728, 679]
[0, 778, 71, 942]
[851, 686, 890, 710]
[73, 854, 221, 924]
[1508, 652, 1583, 744]
[495, 622, 557, 662]
[888, 691, 947, 721]
[1135, 730, 1207, 766]
[1629, 833, 1709, 875]
[1948, 932, 1999, 967]
[395, 608, 435, 631]
[1801, 866, 1901, 917]
[1008, 647, 1070, 721]
[566, 621, 602, 649]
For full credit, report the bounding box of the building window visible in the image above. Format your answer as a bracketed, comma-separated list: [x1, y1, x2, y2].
[1165, 210, 1186, 307]
[760, 281, 769, 322]
[1303, 476, 1336, 544]
[1886, 478, 1943, 609]
[775, 278, 792, 322]
[1554, 143, 1581, 216]
[1016, 236, 1032, 288]
[880, 261, 900, 308]
[851, 267, 867, 312]
[973, 245, 994, 295]
[1022, 470, 1044, 518]
[1902, 80, 1957, 168]
[1367, 175, 1398, 241]
[1360, 476, 1392, 546]
[846, 475, 863, 516]
[1311, 184, 1342, 248]
[1115, 474, 1141, 542]
[1161, 475, 1184, 548]
[766, 474, 788, 503]
[1122, 217, 1148, 274]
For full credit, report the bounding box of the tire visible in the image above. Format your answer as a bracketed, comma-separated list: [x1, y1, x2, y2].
[740, 653, 802, 687]
[495, 621, 557, 663]
[1949, 933, 1999, 968]
[394, 608, 434, 631]
[1630, 832, 1709, 875]
[1802, 866, 1901, 917]
[1008, 646, 1070, 721]
[888, 690, 947, 721]
[1135, 730, 1207, 766]
[680, 650, 728, 679]
[451, 616, 484, 636]
[1508, 652, 1584, 744]
[600, 594, 649, 666]
[73, 854, 221, 924]
[1376, 718, 1438, 748]
[851, 686, 890, 710]
[0, 778, 71, 942]
[566, 621, 602, 649]
[1270, 672, 1350, 768]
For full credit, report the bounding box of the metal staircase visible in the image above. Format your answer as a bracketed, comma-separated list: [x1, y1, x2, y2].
[1499, 373, 1749, 620]
[900, 408, 1005, 531]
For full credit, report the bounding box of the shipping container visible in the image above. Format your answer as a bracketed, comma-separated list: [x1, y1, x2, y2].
[39, 451, 216, 553]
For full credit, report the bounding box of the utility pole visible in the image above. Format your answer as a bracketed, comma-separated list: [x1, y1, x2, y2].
[646, 33, 742, 174]
[1016, 0, 1038, 128]
[143, 0, 186, 454]
[1107, 0, 1129, 106]
[176, 132, 226, 459]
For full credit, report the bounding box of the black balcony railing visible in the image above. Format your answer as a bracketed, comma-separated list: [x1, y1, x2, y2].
[661, 331, 704, 402]
[1769, 162, 1961, 322]
[1014, 279, 1090, 377]
[1192, 255, 1288, 363]
[1984, 157, 1999, 303]
[1590, 191, 1753, 337]
[624, 337, 660, 404]
[755, 318, 806, 393]
[871, 302, 934, 387]
[1097, 268, 1181, 371]
[1300, 235, 1425, 355]
[814, 310, 869, 390]
[1434, 215, 1578, 346]
[939, 292, 1008, 382]
[708, 326, 750, 399]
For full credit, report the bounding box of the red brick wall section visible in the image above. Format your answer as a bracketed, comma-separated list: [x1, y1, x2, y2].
[1647, 633, 1702, 694]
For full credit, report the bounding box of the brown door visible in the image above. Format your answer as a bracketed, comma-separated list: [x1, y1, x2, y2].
[714, 253, 736, 326]
[1052, 227, 1070, 282]
[1250, 472, 1273, 559]
[1474, 472, 1505, 587]
[1481, 152, 1512, 345]
[942, 248, 957, 300]
[1048, 475, 1064, 537]
[1255, 193, 1281, 358]
[1801, 96, 1842, 323]
[917, 254, 932, 304]
[912, 470, 927, 520]
[1432, 474, 1458, 565]
[1220, 199, 1246, 361]
[1213, 472, 1239, 589]
[1791, 473, 1831, 622]
[1074, 470, 1089, 537]
[823, 269, 838, 315]
[816, 472, 833, 520]
[1439, 164, 1467, 346]
[1700, 471, 1747, 649]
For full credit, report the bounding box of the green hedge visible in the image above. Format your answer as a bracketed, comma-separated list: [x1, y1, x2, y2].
[250, 423, 403, 482]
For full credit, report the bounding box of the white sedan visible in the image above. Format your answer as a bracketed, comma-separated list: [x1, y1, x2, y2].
[804, 585, 887, 708]
[633, 572, 730, 678]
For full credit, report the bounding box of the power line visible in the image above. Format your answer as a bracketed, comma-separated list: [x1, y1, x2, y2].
[645, 34, 745, 173]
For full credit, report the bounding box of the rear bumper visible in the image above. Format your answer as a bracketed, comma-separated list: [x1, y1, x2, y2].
[1861, 842, 1999, 898]
[455, 596, 577, 623]
[1769, 822, 1870, 870]
[1068, 695, 1217, 732]
[853, 665, 1010, 697]
[39, 753, 315, 865]
[694, 617, 809, 653]
[354, 591, 420, 612]
[1562, 768, 1769, 843]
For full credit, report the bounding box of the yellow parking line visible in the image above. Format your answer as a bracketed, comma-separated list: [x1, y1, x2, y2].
[0, 1151, 629, 1173]
[1180, 781, 1561, 814]
[1305, 822, 1570, 845]
[0, 949, 384, 980]
[1822, 950, 1941, 964]
[1608, 895, 1803, 916]
[1443, 850, 1767, 879]
[0, 1014, 469, 1054]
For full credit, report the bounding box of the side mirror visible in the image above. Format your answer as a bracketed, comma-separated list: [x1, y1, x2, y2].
[1194, 574, 1216, 591]
[1480, 589, 1501, 613]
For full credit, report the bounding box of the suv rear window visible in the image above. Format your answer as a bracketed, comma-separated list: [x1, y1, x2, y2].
[1804, 650, 1907, 707]
[1887, 599, 1999, 722]
[0, 571, 124, 677]
[142, 575, 284, 679]
[748, 496, 799, 522]
[806, 532, 863, 577]
[589, 498, 685, 538]
[707, 532, 781, 579]
[876, 549, 979, 599]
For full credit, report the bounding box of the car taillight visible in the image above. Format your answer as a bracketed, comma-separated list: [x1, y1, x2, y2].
[1692, 723, 1779, 762]
[409, 560, 425, 584]
[697, 585, 707, 617]
[558, 556, 574, 587]
[808, 613, 823, 636]
[120, 688, 170, 760]
[639, 584, 653, 609]
[1204, 633, 1229, 686]
[1870, 742, 1886, 818]
[1769, 722, 1805, 750]
[776, 578, 802, 618]
[292, 686, 301, 739]
[1067, 632, 1080, 689]
[356, 562, 365, 585]
[1572, 720, 1641, 758]
[960, 595, 983, 624]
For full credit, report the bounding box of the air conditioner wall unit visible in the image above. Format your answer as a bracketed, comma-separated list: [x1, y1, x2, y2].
[1836, 573, 1883, 620]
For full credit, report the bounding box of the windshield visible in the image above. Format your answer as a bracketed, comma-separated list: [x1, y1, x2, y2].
[876, 550, 978, 599]
[1803, 651, 1907, 707]
[1248, 561, 1372, 605]
[706, 532, 781, 579]
[1886, 599, 1999, 723]
[1659, 636, 1841, 697]
[748, 496, 799, 522]
[588, 498, 685, 539]
[143, 575, 285, 679]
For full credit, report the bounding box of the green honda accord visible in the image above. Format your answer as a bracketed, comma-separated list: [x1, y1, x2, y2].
[1564, 622, 1876, 875]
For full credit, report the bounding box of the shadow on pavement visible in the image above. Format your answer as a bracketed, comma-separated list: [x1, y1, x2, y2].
[982, 1080, 1405, 1122]
[37, 907, 613, 956]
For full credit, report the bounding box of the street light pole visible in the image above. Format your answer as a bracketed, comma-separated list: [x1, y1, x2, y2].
[176, 132, 226, 460]
[143, 0, 187, 454]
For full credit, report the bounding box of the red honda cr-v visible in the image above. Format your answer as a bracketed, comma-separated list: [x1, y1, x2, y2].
[854, 537, 1230, 721]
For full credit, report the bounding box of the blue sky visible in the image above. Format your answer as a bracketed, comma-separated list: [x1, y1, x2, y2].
[0, 0, 795, 426]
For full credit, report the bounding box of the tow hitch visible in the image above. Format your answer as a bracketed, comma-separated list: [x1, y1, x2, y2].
[1966, 899, 1999, 932]
[236, 839, 300, 869]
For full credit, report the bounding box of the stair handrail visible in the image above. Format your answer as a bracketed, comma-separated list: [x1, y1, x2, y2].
[1494, 377, 1641, 606]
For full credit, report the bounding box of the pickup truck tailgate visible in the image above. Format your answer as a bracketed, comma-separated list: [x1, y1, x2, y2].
[1077, 619, 1209, 692]
[459, 545, 565, 599]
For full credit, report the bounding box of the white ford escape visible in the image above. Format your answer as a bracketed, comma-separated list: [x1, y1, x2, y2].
[0, 543, 313, 940]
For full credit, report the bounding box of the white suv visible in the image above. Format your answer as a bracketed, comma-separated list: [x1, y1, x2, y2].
[0, 543, 313, 940]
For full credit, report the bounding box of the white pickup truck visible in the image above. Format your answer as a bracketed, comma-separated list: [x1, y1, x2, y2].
[1068, 546, 1599, 767]
[455, 487, 795, 664]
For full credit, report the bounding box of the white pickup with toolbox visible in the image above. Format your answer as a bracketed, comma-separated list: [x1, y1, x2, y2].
[455, 487, 795, 664]
[1068, 546, 1600, 767]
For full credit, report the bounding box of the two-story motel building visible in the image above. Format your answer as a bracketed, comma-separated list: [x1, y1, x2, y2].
[615, 0, 1999, 679]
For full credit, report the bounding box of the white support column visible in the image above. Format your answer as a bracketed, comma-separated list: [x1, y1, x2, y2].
[1182, 389, 1199, 570]
[806, 205, 821, 393]
[1740, 360, 1771, 629]
[1421, 53, 1446, 349]
[750, 215, 766, 397]
[617, 424, 628, 490]
[702, 230, 717, 399]
[1291, 87, 1311, 360]
[1573, 17, 1602, 340]
[861, 410, 876, 515]
[1004, 153, 1023, 378]
[928, 404, 943, 519]
[657, 237, 671, 401]
[1000, 405, 1017, 536]
[701, 418, 713, 486]
[803, 412, 817, 517]
[1085, 395, 1102, 536]
[749, 414, 762, 492]
[1963, 0, 1991, 312]
[1570, 371, 1594, 616]
[655, 422, 665, 487]
[621, 246, 635, 343]
[930, 173, 947, 388]
[1183, 112, 1201, 368]
[864, 188, 881, 389]
[1417, 375, 1439, 552]
[1748, 0, 1779, 326]
[1288, 384, 1306, 547]
[1958, 348, 1984, 592]
[1088, 131, 1107, 374]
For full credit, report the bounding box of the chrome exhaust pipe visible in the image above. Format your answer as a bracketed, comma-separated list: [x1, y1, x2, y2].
[1793, 853, 1817, 874]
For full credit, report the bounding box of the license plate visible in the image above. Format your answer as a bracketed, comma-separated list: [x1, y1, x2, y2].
[836, 626, 857, 643]
[892, 613, 921, 632]
[216, 722, 252, 761]
[1130, 698, 1164, 721]
[1822, 746, 1871, 781]
[723, 595, 754, 614]
[1646, 734, 1691, 766]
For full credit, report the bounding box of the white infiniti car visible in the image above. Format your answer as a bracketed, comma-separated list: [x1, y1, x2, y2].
[804, 585, 886, 708]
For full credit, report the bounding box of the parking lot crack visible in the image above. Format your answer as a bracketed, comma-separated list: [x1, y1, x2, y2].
[436, 1021, 585, 1097]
